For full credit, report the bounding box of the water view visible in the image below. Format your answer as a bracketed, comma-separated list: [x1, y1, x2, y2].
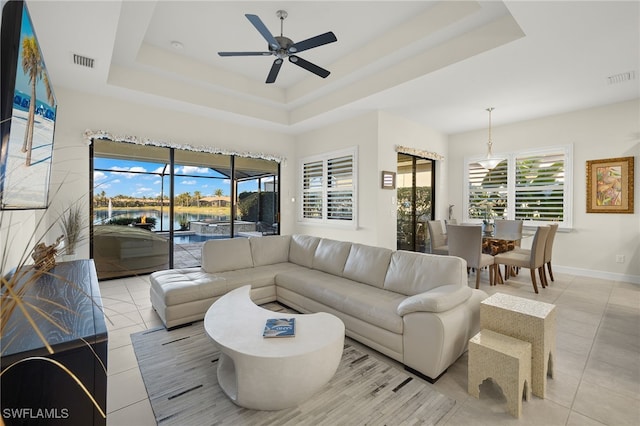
[94, 208, 230, 232]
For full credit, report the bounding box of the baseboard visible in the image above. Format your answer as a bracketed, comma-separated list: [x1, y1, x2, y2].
[554, 265, 640, 285]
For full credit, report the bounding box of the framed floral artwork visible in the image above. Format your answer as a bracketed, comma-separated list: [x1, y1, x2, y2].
[586, 156, 634, 213]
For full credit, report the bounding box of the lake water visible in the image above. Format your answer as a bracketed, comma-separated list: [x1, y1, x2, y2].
[94, 208, 230, 232]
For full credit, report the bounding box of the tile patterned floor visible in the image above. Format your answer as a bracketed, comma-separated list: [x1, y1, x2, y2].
[100, 270, 640, 425]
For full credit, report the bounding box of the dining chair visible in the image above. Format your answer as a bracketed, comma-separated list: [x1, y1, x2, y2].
[493, 219, 524, 277]
[427, 220, 448, 255]
[494, 226, 550, 294]
[543, 223, 559, 282]
[494, 219, 524, 246]
[447, 224, 496, 288]
[512, 223, 559, 283]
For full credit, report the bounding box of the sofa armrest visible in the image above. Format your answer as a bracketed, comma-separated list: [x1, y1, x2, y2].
[397, 285, 472, 315]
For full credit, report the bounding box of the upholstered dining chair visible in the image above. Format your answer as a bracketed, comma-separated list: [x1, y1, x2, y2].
[494, 219, 524, 246]
[494, 225, 550, 294]
[514, 223, 559, 283]
[543, 223, 559, 282]
[447, 224, 496, 288]
[427, 220, 448, 255]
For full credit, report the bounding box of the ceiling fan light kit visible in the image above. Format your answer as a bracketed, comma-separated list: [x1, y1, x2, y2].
[477, 107, 505, 170]
[218, 10, 337, 84]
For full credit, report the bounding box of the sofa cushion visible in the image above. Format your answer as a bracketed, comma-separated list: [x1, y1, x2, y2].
[343, 243, 392, 288]
[276, 269, 405, 334]
[397, 285, 472, 315]
[201, 238, 253, 273]
[288, 235, 321, 268]
[313, 238, 351, 276]
[249, 235, 291, 266]
[384, 251, 467, 296]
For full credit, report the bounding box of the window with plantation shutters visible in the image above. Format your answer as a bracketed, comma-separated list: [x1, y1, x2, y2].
[514, 151, 566, 222]
[299, 148, 357, 226]
[464, 145, 572, 228]
[302, 160, 323, 219]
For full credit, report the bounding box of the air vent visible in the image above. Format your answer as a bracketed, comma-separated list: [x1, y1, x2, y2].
[607, 71, 636, 85]
[73, 53, 95, 69]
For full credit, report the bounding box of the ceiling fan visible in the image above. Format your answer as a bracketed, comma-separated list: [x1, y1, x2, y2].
[218, 10, 337, 84]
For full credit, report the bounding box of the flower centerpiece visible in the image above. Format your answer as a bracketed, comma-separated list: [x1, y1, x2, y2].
[477, 200, 495, 235]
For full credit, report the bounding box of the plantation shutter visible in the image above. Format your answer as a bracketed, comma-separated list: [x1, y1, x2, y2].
[514, 151, 565, 222]
[327, 155, 353, 221]
[299, 147, 358, 226]
[302, 160, 323, 219]
[468, 160, 508, 220]
[465, 145, 571, 228]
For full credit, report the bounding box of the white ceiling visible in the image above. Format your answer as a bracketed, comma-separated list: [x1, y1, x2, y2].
[21, 0, 640, 135]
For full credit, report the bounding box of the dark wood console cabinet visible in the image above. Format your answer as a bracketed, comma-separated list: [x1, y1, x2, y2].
[1, 260, 108, 426]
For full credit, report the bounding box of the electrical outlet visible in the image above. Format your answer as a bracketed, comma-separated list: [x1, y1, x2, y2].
[615, 255, 625, 263]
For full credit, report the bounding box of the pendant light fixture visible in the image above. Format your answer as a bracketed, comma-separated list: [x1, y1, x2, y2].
[477, 107, 504, 170]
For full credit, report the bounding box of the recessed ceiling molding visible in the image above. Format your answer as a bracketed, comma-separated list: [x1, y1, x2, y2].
[290, 14, 525, 126]
[111, 0, 157, 65]
[136, 43, 285, 104]
[286, 1, 482, 104]
[107, 65, 290, 125]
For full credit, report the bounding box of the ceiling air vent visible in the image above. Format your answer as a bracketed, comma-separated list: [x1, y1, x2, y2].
[73, 53, 95, 69]
[607, 71, 636, 85]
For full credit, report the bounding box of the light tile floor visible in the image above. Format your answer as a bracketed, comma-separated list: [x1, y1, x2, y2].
[101, 270, 640, 426]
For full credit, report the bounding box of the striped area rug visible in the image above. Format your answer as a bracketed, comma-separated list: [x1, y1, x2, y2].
[131, 305, 455, 425]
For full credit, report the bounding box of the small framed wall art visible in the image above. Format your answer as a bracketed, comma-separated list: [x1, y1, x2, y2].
[586, 156, 634, 213]
[381, 171, 396, 189]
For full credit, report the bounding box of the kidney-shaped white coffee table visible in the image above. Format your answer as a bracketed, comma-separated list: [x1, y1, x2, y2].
[204, 285, 345, 410]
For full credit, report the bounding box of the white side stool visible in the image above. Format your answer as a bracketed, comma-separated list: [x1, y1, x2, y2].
[468, 329, 532, 418]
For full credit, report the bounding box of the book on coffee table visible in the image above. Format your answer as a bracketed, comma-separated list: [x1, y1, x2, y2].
[263, 318, 296, 338]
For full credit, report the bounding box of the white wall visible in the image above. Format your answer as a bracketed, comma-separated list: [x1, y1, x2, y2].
[292, 112, 381, 246]
[3, 85, 637, 283]
[292, 111, 449, 250]
[378, 111, 449, 248]
[448, 100, 640, 283]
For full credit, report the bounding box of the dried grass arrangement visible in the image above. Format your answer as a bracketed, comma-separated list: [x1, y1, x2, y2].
[59, 203, 85, 255]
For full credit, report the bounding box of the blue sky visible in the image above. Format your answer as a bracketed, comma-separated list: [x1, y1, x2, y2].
[93, 158, 261, 199]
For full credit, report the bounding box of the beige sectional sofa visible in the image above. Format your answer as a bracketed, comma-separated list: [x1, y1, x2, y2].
[149, 234, 487, 381]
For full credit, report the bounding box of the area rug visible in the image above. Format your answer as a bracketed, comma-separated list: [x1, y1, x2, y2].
[131, 308, 455, 425]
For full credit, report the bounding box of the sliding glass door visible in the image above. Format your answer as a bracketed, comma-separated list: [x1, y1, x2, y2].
[396, 153, 435, 252]
[91, 140, 280, 278]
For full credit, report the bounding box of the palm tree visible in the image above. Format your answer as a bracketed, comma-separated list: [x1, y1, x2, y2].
[214, 188, 224, 207]
[20, 36, 54, 167]
[194, 191, 202, 208]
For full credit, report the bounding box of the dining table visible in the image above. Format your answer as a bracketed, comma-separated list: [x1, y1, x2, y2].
[481, 230, 532, 255]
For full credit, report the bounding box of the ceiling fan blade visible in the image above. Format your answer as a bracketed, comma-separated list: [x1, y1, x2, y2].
[266, 59, 283, 84]
[218, 51, 272, 57]
[288, 31, 337, 54]
[245, 14, 280, 50]
[289, 55, 330, 78]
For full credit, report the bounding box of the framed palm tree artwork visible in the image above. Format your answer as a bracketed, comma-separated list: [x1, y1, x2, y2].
[1, 0, 57, 210]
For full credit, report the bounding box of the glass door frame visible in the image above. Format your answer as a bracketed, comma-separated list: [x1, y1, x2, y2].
[396, 153, 436, 252]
